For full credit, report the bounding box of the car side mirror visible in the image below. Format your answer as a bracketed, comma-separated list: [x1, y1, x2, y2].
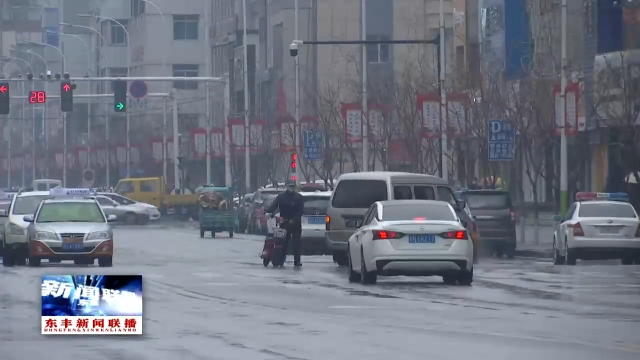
[455, 199, 466, 211]
[107, 215, 118, 222]
[0, 209, 7, 217]
[345, 219, 360, 228]
[23, 215, 34, 222]
[553, 215, 563, 222]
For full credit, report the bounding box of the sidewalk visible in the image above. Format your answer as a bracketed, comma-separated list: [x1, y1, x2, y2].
[514, 223, 555, 258]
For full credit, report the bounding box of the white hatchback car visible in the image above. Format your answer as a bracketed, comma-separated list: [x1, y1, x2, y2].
[346, 200, 474, 285]
[553, 192, 640, 265]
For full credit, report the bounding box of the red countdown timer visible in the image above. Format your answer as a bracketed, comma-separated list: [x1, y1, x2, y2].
[29, 91, 46, 104]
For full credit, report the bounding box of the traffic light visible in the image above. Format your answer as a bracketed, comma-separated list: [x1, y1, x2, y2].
[0, 82, 9, 114]
[61, 81, 73, 112]
[113, 80, 127, 112]
[290, 153, 297, 171]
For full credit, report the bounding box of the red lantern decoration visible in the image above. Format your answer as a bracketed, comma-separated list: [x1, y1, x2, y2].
[278, 115, 295, 152]
[553, 82, 580, 136]
[149, 138, 164, 163]
[210, 129, 224, 158]
[228, 118, 245, 153]
[190, 128, 207, 159]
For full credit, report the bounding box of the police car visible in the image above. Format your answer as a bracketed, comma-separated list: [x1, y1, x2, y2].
[552, 192, 640, 265]
[1, 188, 117, 267]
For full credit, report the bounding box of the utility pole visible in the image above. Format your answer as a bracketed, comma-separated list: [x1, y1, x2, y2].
[242, 0, 251, 192]
[294, 0, 302, 186]
[205, 0, 212, 184]
[560, 0, 568, 215]
[439, 0, 448, 180]
[361, 0, 369, 172]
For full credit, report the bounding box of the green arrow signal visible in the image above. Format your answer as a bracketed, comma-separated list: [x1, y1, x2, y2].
[116, 103, 124, 110]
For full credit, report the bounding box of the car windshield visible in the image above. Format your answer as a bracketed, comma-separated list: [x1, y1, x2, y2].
[12, 195, 52, 215]
[382, 204, 455, 221]
[463, 192, 512, 209]
[36, 202, 105, 223]
[578, 203, 637, 218]
[107, 194, 137, 205]
[303, 196, 330, 215]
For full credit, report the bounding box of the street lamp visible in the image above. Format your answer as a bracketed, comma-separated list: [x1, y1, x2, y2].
[20, 40, 65, 73]
[78, 14, 132, 178]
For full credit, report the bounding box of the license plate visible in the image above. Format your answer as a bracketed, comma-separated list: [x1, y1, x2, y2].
[307, 217, 325, 225]
[408, 235, 436, 243]
[62, 243, 84, 251]
[599, 227, 620, 234]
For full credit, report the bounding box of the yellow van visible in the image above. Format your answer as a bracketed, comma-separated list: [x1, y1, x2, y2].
[114, 177, 198, 216]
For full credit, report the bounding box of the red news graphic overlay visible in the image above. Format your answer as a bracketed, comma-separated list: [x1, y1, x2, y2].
[42, 316, 142, 334]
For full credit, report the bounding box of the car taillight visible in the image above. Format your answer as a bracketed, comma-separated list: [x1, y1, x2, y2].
[510, 209, 516, 221]
[325, 215, 330, 230]
[372, 230, 403, 240]
[569, 222, 584, 236]
[440, 230, 468, 240]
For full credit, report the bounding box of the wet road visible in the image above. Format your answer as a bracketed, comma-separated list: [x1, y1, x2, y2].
[2, 227, 640, 360]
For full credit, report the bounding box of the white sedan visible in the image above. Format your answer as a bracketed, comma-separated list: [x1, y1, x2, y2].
[346, 200, 474, 285]
[553, 192, 640, 265]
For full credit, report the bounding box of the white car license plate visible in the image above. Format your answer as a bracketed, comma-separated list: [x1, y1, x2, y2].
[599, 226, 620, 234]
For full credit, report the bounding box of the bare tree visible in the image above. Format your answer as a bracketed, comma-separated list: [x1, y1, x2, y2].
[594, 52, 640, 191]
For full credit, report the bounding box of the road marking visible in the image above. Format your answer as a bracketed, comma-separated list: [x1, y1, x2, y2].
[192, 272, 223, 278]
[616, 283, 640, 288]
[329, 305, 378, 309]
[203, 282, 240, 286]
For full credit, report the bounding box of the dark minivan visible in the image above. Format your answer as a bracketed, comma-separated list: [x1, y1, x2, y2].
[458, 190, 516, 258]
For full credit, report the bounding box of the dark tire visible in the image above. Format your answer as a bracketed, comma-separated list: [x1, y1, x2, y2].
[360, 248, 377, 285]
[333, 252, 348, 267]
[566, 246, 577, 266]
[200, 229, 205, 238]
[2, 245, 15, 267]
[263, 258, 270, 267]
[14, 247, 26, 266]
[553, 239, 565, 265]
[505, 246, 515, 259]
[28, 257, 41, 267]
[457, 268, 473, 286]
[137, 216, 149, 225]
[211, 231, 216, 238]
[621, 257, 634, 265]
[98, 257, 113, 267]
[229, 231, 234, 238]
[347, 246, 359, 283]
[125, 212, 137, 225]
[442, 274, 457, 285]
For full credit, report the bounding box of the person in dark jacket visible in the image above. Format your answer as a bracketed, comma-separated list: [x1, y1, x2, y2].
[267, 179, 304, 266]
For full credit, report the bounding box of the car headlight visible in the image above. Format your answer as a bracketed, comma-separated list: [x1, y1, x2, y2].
[86, 231, 110, 240]
[9, 223, 25, 235]
[35, 231, 59, 240]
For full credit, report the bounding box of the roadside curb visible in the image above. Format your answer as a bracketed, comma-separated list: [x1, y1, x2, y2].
[514, 249, 553, 259]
